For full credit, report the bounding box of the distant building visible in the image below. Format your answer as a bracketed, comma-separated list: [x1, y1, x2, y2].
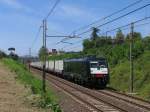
[49, 49, 57, 55]
[48, 49, 64, 55]
[52, 49, 57, 54]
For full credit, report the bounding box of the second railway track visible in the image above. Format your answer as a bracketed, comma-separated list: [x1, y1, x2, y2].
[98, 89, 150, 111]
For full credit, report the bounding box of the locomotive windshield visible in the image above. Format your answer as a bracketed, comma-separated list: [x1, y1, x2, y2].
[90, 62, 99, 68]
[99, 61, 107, 68]
[90, 61, 107, 68]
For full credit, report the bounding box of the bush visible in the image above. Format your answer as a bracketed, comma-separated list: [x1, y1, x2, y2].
[0, 50, 7, 59]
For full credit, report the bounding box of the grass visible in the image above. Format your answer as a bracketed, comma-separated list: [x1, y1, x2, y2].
[109, 51, 150, 101]
[1, 58, 62, 112]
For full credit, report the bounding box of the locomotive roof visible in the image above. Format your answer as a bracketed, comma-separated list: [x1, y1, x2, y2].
[64, 57, 106, 62]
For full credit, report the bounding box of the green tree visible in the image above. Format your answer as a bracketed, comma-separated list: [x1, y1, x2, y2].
[91, 27, 100, 41]
[38, 46, 48, 61]
[132, 40, 144, 58]
[105, 36, 113, 45]
[126, 32, 142, 42]
[83, 39, 95, 50]
[0, 50, 7, 59]
[143, 36, 150, 50]
[115, 29, 125, 44]
[95, 36, 111, 47]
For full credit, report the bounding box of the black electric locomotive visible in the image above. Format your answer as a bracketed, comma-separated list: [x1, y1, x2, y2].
[63, 57, 109, 88]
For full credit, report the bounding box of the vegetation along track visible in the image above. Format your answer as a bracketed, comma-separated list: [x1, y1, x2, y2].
[31, 67, 150, 112]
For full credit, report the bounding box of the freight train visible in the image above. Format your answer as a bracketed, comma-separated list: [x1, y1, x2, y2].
[30, 57, 109, 88]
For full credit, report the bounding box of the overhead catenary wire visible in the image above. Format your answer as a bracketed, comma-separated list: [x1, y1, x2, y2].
[73, 0, 145, 33]
[77, 4, 150, 36]
[44, 0, 61, 20]
[30, 25, 42, 49]
[41, 0, 61, 93]
[59, 15, 150, 48]
[100, 16, 150, 35]
[31, 0, 149, 53]
[30, 0, 61, 55]
[56, 3, 150, 45]
[63, 16, 150, 51]
[42, 0, 61, 47]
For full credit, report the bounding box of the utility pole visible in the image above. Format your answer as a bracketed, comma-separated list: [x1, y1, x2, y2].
[28, 48, 31, 71]
[45, 20, 47, 49]
[130, 23, 134, 93]
[29, 48, 31, 57]
[42, 19, 46, 93]
[106, 31, 108, 37]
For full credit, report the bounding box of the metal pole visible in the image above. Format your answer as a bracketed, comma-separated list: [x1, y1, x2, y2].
[130, 23, 134, 93]
[54, 60, 55, 71]
[29, 48, 31, 57]
[106, 31, 108, 37]
[42, 20, 46, 93]
[45, 20, 47, 49]
[28, 48, 31, 72]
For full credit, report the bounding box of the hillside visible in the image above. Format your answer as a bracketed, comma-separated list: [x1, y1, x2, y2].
[110, 51, 150, 100]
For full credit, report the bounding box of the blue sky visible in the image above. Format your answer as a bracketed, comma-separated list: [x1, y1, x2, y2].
[0, 0, 150, 56]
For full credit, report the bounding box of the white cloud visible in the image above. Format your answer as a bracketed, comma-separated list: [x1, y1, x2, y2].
[61, 5, 85, 17]
[59, 4, 96, 20]
[0, 0, 42, 17]
[0, 0, 22, 9]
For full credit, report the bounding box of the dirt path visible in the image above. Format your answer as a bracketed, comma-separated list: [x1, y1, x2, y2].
[0, 62, 48, 112]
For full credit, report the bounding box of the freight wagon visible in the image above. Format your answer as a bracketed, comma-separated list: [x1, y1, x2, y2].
[30, 57, 109, 88]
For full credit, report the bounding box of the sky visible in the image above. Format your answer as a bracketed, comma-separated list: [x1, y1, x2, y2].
[0, 0, 150, 56]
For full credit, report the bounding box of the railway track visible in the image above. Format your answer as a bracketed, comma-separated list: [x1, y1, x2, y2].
[48, 75, 117, 112]
[99, 90, 150, 110]
[31, 67, 150, 112]
[32, 67, 119, 112]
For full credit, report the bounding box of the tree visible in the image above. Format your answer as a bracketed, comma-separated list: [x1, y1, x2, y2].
[0, 50, 7, 59]
[9, 52, 19, 60]
[105, 36, 113, 45]
[8, 47, 15, 52]
[126, 32, 142, 42]
[115, 29, 125, 44]
[132, 40, 144, 58]
[83, 39, 95, 50]
[95, 36, 111, 47]
[8, 47, 18, 60]
[38, 46, 48, 61]
[143, 36, 150, 50]
[91, 27, 100, 41]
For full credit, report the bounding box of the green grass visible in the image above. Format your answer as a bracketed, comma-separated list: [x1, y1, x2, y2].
[1, 58, 62, 112]
[109, 51, 150, 101]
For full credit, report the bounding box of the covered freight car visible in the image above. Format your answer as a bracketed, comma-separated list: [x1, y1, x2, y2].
[45, 60, 63, 74]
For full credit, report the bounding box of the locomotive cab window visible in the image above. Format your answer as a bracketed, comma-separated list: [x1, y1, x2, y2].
[99, 61, 107, 68]
[90, 61, 107, 69]
[90, 62, 99, 68]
